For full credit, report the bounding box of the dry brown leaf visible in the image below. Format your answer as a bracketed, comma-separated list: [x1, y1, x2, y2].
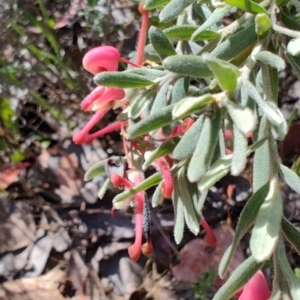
[171, 225, 244, 288]
[0, 162, 30, 189]
[0, 266, 67, 300]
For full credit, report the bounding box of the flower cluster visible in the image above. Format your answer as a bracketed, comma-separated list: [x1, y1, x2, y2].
[74, 2, 217, 261]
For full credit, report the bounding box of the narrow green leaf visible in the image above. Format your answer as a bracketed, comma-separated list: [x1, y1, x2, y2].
[173, 115, 205, 160]
[255, 13, 272, 36]
[193, 30, 220, 41]
[172, 94, 214, 119]
[256, 51, 285, 71]
[280, 164, 300, 194]
[210, 23, 257, 61]
[84, 158, 109, 181]
[129, 90, 154, 119]
[188, 110, 221, 182]
[178, 167, 200, 235]
[173, 177, 185, 244]
[253, 117, 271, 192]
[250, 178, 283, 262]
[151, 80, 171, 115]
[163, 55, 212, 78]
[231, 125, 248, 176]
[203, 55, 240, 91]
[219, 183, 269, 278]
[149, 26, 176, 60]
[113, 173, 162, 203]
[225, 0, 268, 14]
[163, 25, 198, 41]
[151, 182, 164, 207]
[276, 238, 300, 299]
[97, 178, 110, 199]
[191, 5, 231, 41]
[143, 138, 179, 170]
[144, 0, 169, 9]
[125, 68, 167, 81]
[127, 104, 175, 139]
[198, 155, 232, 193]
[281, 217, 300, 255]
[243, 80, 283, 126]
[94, 72, 154, 88]
[214, 256, 264, 300]
[159, 0, 197, 22]
[170, 77, 189, 105]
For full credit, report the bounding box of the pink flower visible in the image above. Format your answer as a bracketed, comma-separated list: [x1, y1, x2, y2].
[109, 171, 147, 261]
[81, 86, 125, 112]
[237, 270, 270, 300]
[82, 46, 120, 74]
[148, 156, 173, 199]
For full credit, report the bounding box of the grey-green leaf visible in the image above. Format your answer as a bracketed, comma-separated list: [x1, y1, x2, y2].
[113, 172, 162, 203]
[84, 158, 109, 181]
[172, 94, 214, 119]
[159, 0, 197, 22]
[191, 5, 231, 41]
[151, 182, 164, 207]
[97, 178, 110, 199]
[256, 51, 285, 71]
[129, 90, 154, 119]
[281, 217, 300, 255]
[214, 256, 264, 300]
[219, 183, 269, 278]
[144, 0, 169, 9]
[163, 25, 198, 41]
[250, 178, 283, 262]
[173, 177, 185, 244]
[149, 26, 176, 61]
[151, 80, 171, 115]
[178, 167, 200, 235]
[203, 55, 240, 91]
[94, 72, 154, 88]
[163, 55, 212, 78]
[231, 124, 248, 176]
[279, 164, 300, 194]
[127, 104, 175, 139]
[143, 138, 179, 170]
[173, 115, 205, 160]
[188, 110, 221, 182]
[198, 155, 232, 193]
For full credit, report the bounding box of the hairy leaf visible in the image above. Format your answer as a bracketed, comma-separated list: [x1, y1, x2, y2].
[250, 178, 283, 262]
[219, 183, 269, 278]
[214, 256, 264, 300]
[188, 110, 221, 182]
[281, 217, 300, 255]
[225, 0, 268, 14]
[94, 72, 154, 88]
[173, 115, 205, 160]
[149, 26, 176, 60]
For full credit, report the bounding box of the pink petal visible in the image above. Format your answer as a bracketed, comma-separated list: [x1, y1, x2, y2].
[238, 271, 270, 300]
[82, 46, 120, 74]
[81, 86, 106, 111]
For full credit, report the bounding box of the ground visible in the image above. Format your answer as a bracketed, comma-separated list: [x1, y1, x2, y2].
[1, 1, 300, 300]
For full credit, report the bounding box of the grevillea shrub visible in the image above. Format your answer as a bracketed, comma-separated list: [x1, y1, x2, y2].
[78, 0, 300, 298]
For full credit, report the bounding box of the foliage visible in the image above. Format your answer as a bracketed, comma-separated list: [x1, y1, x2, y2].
[83, 0, 300, 297]
[192, 268, 217, 300]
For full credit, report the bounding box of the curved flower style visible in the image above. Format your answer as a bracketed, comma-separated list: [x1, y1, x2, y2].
[200, 217, 217, 247]
[110, 171, 146, 261]
[236, 270, 270, 300]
